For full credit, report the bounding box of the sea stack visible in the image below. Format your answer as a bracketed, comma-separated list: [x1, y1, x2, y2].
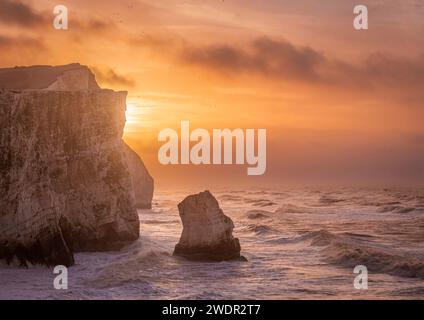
[0, 63, 153, 267]
[174, 191, 244, 261]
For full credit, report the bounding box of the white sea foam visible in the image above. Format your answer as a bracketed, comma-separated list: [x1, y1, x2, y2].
[1, 187, 423, 299]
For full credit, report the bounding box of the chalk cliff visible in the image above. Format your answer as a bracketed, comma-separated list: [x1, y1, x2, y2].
[0, 64, 153, 267]
[174, 191, 244, 261]
[124, 144, 154, 209]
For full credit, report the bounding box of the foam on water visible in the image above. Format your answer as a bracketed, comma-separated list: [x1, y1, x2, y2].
[1, 187, 423, 299]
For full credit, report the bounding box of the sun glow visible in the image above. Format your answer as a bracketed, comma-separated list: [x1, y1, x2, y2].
[124, 98, 155, 134]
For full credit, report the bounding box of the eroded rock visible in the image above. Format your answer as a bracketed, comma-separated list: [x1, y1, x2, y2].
[174, 191, 244, 261]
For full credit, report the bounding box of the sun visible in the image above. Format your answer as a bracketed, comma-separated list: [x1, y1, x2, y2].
[124, 98, 156, 135]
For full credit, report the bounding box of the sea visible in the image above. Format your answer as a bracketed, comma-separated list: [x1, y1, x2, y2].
[1, 187, 423, 299]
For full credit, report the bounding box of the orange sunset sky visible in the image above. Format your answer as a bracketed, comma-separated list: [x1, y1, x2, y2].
[1, 0, 423, 189]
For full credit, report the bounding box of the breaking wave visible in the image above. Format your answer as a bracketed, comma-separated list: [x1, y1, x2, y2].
[319, 195, 346, 205]
[306, 230, 424, 279]
[268, 229, 424, 279]
[246, 210, 271, 219]
[377, 206, 416, 214]
[244, 198, 277, 207]
[242, 224, 277, 235]
[219, 194, 245, 202]
[91, 250, 171, 289]
[275, 204, 311, 214]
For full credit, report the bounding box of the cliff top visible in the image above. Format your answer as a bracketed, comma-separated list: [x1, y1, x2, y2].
[0, 63, 100, 91]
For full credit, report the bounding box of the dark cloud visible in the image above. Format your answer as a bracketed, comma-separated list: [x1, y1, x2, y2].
[180, 37, 326, 81]
[179, 36, 424, 91]
[72, 18, 117, 33]
[365, 53, 424, 87]
[92, 67, 136, 88]
[0, 0, 47, 26]
[0, 0, 115, 32]
[0, 35, 44, 49]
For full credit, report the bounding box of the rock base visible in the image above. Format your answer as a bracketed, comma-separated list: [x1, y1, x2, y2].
[0, 230, 74, 267]
[174, 238, 244, 261]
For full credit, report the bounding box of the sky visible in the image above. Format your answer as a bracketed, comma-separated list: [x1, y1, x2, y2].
[1, 0, 423, 189]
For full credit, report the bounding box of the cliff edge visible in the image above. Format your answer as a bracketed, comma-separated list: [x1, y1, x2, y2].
[0, 64, 153, 267]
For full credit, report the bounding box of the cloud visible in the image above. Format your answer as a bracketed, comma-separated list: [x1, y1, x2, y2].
[0, 34, 44, 49]
[0, 0, 116, 34]
[180, 37, 326, 81]
[130, 34, 178, 49]
[358, 53, 424, 87]
[179, 36, 424, 92]
[71, 17, 117, 34]
[0, 0, 47, 26]
[92, 67, 136, 88]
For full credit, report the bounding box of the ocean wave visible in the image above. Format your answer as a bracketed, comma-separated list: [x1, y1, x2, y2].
[376, 201, 402, 206]
[247, 190, 269, 195]
[269, 229, 424, 279]
[391, 286, 424, 297]
[358, 200, 402, 207]
[318, 195, 346, 205]
[244, 198, 277, 207]
[264, 230, 371, 248]
[377, 205, 416, 213]
[270, 192, 287, 196]
[138, 208, 166, 215]
[175, 291, 228, 300]
[265, 231, 331, 245]
[304, 230, 424, 279]
[323, 242, 424, 279]
[275, 204, 311, 214]
[415, 207, 424, 214]
[91, 250, 171, 288]
[219, 194, 245, 201]
[246, 210, 271, 219]
[241, 224, 277, 235]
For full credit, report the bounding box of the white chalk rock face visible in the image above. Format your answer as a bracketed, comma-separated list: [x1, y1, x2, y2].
[174, 191, 244, 261]
[124, 144, 154, 209]
[0, 64, 153, 267]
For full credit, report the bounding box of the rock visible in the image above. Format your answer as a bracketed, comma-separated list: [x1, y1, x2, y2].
[173, 191, 244, 261]
[0, 64, 153, 267]
[124, 144, 154, 209]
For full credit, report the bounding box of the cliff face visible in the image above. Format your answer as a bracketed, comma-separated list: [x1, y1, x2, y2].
[124, 144, 154, 209]
[0, 64, 153, 267]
